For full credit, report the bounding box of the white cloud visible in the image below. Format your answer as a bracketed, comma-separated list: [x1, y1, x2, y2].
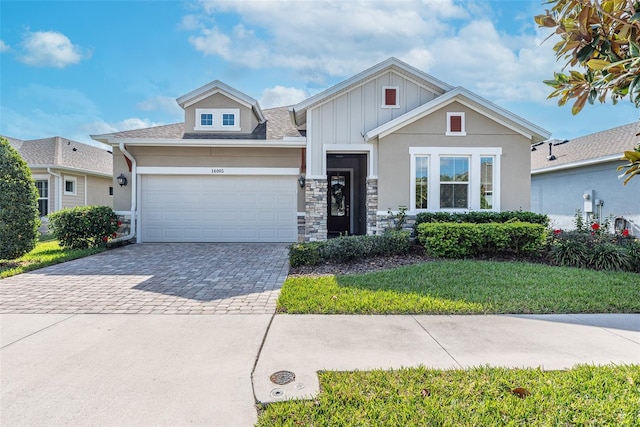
[0, 40, 10, 53]
[260, 86, 307, 108]
[136, 95, 183, 116]
[19, 31, 89, 68]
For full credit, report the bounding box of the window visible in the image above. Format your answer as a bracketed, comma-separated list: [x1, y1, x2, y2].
[440, 157, 469, 209]
[35, 180, 48, 216]
[446, 112, 466, 136]
[409, 147, 501, 212]
[480, 157, 494, 209]
[200, 113, 213, 127]
[195, 108, 240, 131]
[64, 177, 76, 195]
[414, 156, 428, 209]
[382, 86, 399, 108]
[109, 186, 114, 196]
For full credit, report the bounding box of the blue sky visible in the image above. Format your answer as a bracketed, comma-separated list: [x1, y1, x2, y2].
[1, 0, 637, 148]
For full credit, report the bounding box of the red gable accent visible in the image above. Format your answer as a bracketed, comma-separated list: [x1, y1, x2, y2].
[450, 115, 462, 132]
[384, 88, 396, 106]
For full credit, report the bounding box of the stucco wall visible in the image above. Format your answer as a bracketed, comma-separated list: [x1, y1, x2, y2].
[184, 93, 257, 133]
[112, 146, 305, 212]
[532, 161, 640, 232]
[86, 176, 113, 207]
[377, 102, 531, 212]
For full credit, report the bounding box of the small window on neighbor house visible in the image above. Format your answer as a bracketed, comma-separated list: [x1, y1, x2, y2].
[382, 86, 399, 108]
[35, 180, 49, 216]
[109, 186, 114, 196]
[446, 112, 466, 136]
[64, 178, 76, 195]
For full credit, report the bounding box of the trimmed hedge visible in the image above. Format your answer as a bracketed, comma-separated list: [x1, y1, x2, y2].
[415, 211, 549, 227]
[49, 206, 119, 249]
[416, 222, 547, 258]
[289, 231, 410, 267]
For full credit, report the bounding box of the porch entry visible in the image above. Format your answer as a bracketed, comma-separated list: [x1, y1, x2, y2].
[327, 153, 367, 237]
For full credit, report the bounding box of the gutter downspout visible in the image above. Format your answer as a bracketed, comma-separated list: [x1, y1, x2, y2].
[111, 142, 137, 243]
[47, 168, 62, 212]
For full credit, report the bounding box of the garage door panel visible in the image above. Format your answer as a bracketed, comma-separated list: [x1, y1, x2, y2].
[141, 175, 297, 242]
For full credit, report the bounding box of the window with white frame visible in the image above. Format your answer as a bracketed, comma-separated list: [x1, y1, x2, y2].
[195, 108, 240, 131]
[410, 147, 501, 212]
[64, 177, 76, 195]
[34, 180, 49, 216]
[382, 86, 399, 108]
[446, 112, 466, 136]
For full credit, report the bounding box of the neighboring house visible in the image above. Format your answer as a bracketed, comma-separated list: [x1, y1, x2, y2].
[6, 136, 114, 218]
[92, 57, 549, 243]
[531, 122, 640, 234]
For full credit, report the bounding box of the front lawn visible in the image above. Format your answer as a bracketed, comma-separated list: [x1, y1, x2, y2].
[257, 364, 640, 426]
[279, 260, 640, 314]
[0, 240, 105, 279]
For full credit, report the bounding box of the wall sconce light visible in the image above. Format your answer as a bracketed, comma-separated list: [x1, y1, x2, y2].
[298, 175, 306, 188]
[117, 173, 128, 187]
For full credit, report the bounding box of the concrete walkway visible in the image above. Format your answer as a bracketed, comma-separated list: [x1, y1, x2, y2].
[2, 313, 638, 426]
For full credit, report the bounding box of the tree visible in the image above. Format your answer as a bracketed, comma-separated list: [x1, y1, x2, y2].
[0, 137, 40, 259]
[535, 0, 640, 183]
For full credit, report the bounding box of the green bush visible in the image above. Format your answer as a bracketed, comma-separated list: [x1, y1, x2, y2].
[288, 231, 411, 267]
[415, 210, 549, 227]
[548, 231, 639, 272]
[589, 243, 632, 271]
[416, 222, 546, 258]
[0, 137, 40, 260]
[549, 235, 590, 268]
[49, 206, 118, 249]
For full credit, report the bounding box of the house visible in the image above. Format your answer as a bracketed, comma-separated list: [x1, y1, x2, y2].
[91, 57, 550, 243]
[6, 136, 113, 218]
[531, 122, 640, 234]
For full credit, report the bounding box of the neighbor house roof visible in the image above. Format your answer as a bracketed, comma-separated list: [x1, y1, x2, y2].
[90, 107, 304, 145]
[290, 57, 453, 126]
[531, 122, 639, 174]
[6, 136, 113, 177]
[364, 86, 551, 143]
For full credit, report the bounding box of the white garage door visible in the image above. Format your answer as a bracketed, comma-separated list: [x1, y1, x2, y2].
[140, 175, 297, 242]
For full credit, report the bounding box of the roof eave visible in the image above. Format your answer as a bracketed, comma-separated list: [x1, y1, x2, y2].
[98, 138, 307, 148]
[531, 154, 623, 174]
[29, 164, 113, 178]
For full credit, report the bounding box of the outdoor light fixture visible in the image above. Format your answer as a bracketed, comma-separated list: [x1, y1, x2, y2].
[298, 175, 306, 188]
[117, 173, 128, 187]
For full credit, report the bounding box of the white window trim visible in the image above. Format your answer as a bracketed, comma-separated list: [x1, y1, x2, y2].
[439, 155, 471, 210]
[446, 112, 466, 136]
[63, 176, 77, 196]
[381, 86, 400, 108]
[409, 147, 501, 213]
[195, 108, 241, 131]
[34, 179, 49, 217]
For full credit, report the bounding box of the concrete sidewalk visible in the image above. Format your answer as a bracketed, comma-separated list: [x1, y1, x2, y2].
[1, 313, 638, 426]
[253, 314, 640, 403]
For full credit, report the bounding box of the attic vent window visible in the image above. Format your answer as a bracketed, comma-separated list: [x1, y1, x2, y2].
[194, 108, 241, 131]
[446, 112, 466, 136]
[382, 86, 399, 108]
[200, 114, 213, 126]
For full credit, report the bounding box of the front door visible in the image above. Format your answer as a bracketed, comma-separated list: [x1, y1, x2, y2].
[327, 171, 350, 236]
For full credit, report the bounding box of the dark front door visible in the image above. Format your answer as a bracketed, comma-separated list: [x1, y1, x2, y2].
[327, 171, 350, 236]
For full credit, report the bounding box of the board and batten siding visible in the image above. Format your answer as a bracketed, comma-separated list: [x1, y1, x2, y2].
[307, 71, 438, 176]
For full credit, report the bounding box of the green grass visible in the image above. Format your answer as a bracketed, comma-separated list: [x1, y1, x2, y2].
[257, 364, 640, 426]
[279, 260, 640, 314]
[0, 241, 105, 279]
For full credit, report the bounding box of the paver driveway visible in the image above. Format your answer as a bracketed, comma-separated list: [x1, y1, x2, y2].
[0, 243, 290, 314]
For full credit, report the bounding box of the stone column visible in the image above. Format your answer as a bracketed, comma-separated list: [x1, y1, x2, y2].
[366, 178, 378, 235]
[304, 178, 328, 241]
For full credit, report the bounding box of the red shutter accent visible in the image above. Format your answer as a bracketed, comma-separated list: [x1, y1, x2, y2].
[124, 156, 132, 172]
[300, 148, 306, 173]
[450, 115, 462, 132]
[385, 88, 396, 106]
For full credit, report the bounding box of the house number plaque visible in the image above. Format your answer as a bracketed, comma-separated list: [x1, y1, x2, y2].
[211, 168, 225, 174]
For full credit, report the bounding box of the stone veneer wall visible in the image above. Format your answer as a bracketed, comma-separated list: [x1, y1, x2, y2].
[304, 178, 328, 241]
[366, 178, 378, 235]
[375, 213, 417, 236]
[297, 215, 306, 243]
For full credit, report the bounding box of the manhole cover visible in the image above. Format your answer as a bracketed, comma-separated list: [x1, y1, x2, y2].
[270, 370, 296, 385]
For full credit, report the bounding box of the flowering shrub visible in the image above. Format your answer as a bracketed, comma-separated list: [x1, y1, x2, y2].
[49, 206, 119, 249]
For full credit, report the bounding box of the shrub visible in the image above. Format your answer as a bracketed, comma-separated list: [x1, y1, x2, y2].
[416, 222, 546, 258]
[288, 231, 411, 267]
[414, 210, 548, 228]
[549, 235, 590, 268]
[49, 206, 118, 249]
[589, 243, 632, 271]
[0, 137, 40, 259]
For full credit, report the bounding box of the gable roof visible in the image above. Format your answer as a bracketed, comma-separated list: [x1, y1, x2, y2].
[290, 57, 453, 126]
[364, 86, 551, 143]
[6, 136, 113, 177]
[176, 79, 266, 124]
[531, 122, 639, 173]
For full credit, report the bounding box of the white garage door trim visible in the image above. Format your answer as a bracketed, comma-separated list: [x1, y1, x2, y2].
[138, 172, 298, 243]
[137, 166, 299, 176]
